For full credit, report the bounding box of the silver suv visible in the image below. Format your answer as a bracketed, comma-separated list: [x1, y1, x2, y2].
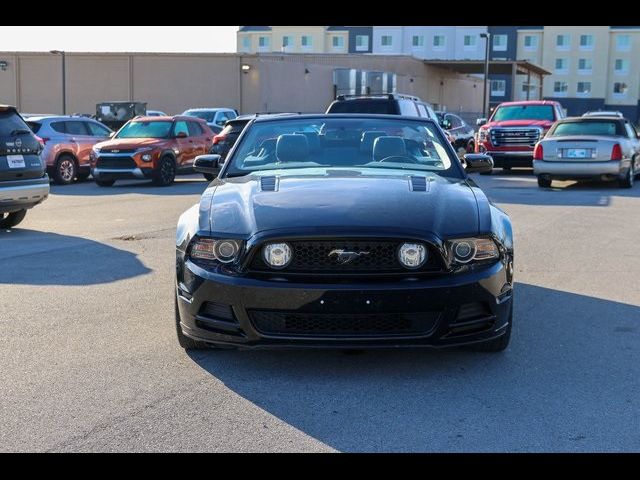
[181, 108, 238, 134]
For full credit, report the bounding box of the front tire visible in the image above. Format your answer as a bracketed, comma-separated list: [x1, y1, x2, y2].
[0, 209, 27, 229]
[53, 154, 77, 185]
[175, 295, 209, 350]
[95, 178, 116, 187]
[153, 156, 176, 186]
[537, 176, 552, 188]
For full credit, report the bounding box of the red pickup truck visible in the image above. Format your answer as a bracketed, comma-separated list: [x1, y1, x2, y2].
[475, 100, 565, 171]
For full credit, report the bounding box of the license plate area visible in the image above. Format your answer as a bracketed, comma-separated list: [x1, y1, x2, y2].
[562, 148, 593, 159]
[7, 155, 25, 168]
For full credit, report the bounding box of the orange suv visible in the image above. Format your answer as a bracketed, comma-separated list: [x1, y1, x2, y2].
[90, 115, 214, 186]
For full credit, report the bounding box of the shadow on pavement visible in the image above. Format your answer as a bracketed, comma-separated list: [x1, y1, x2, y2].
[188, 282, 640, 452]
[471, 169, 640, 207]
[0, 230, 152, 285]
[49, 175, 210, 197]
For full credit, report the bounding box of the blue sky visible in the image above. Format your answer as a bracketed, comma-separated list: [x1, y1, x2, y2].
[0, 26, 239, 52]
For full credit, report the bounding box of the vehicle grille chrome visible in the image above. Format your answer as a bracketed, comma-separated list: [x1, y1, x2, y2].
[249, 239, 441, 273]
[490, 128, 540, 147]
[96, 157, 137, 169]
[249, 310, 440, 337]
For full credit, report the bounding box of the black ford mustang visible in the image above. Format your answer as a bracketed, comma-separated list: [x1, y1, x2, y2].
[175, 114, 514, 352]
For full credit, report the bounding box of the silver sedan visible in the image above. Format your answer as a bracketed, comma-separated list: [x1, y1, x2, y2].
[533, 116, 640, 188]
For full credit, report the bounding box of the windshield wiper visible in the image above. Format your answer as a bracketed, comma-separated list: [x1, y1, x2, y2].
[10, 129, 31, 135]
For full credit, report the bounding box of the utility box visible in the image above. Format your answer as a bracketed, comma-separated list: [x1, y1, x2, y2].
[96, 101, 147, 131]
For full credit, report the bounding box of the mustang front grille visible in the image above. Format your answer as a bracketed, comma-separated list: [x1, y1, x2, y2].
[249, 239, 441, 274]
[249, 310, 441, 337]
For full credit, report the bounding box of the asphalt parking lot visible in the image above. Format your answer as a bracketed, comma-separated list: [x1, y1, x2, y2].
[1, 171, 639, 452]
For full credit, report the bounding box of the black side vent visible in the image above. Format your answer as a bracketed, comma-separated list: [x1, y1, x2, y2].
[260, 176, 279, 192]
[409, 176, 428, 192]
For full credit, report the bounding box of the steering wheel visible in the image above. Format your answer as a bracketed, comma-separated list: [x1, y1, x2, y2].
[378, 155, 419, 164]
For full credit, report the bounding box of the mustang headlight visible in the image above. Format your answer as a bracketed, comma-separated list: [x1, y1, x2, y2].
[262, 242, 292, 269]
[398, 243, 427, 269]
[189, 238, 242, 264]
[449, 238, 499, 265]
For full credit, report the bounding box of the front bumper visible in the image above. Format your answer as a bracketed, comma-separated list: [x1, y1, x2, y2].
[91, 166, 153, 180]
[533, 159, 625, 179]
[176, 260, 513, 349]
[0, 176, 50, 213]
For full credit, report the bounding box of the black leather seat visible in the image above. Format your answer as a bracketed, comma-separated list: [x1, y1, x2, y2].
[276, 134, 310, 162]
[295, 131, 321, 152]
[360, 131, 386, 155]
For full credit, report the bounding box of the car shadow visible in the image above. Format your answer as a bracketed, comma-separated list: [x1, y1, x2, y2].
[187, 282, 640, 452]
[49, 175, 210, 197]
[471, 169, 640, 207]
[0, 230, 152, 285]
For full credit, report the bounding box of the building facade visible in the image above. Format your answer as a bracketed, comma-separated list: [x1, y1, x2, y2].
[237, 26, 373, 54]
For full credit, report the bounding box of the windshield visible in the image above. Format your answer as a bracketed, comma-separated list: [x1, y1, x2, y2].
[183, 110, 216, 122]
[224, 117, 462, 178]
[492, 105, 554, 122]
[550, 120, 625, 137]
[116, 120, 172, 139]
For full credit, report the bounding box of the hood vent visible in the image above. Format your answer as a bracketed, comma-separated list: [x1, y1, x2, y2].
[260, 176, 279, 192]
[409, 176, 430, 192]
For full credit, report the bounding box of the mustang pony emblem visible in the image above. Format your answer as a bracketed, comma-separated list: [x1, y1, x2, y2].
[328, 249, 370, 264]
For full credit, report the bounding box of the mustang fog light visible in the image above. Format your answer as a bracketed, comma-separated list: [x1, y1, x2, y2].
[398, 243, 427, 269]
[263, 242, 292, 269]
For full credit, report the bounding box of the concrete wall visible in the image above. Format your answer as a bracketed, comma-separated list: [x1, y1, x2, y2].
[0, 52, 484, 118]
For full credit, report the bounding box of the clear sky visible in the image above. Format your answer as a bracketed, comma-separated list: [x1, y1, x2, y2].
[0, 26, 240, 52]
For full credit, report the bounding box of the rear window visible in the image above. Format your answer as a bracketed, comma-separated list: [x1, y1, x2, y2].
[27, 121, 42, 134]
[0, 110, 30, 137]
[492, 104, 555, 122]
[550, 120, 625, 137]
[327, 100, 396, 115]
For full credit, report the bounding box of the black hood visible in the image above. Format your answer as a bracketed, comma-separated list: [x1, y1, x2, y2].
[200, 169, 481, 240]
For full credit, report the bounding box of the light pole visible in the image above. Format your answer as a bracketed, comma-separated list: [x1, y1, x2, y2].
[50, 50, 66, 115]
[479, 33, 491, 119]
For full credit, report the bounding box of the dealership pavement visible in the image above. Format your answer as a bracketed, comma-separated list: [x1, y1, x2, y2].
[1, 171, 639, 452]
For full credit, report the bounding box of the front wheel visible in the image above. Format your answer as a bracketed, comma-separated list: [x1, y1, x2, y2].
[0, 209, 27, 229]
[153, 157, 176, 186]
[537, 176, 552, 188]
[53, 154, 77, 185]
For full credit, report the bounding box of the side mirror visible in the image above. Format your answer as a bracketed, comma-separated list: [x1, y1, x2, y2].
[175, 131, 188, 138]
[463, 153, 493, 173]
[194, 154, 221, 175]
[476, 118, 487, 127]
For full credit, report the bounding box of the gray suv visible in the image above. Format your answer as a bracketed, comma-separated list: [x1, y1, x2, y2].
[0, 105, 49, 229]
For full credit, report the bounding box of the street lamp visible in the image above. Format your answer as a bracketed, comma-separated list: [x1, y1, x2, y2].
[479, 33, 491, 120]
[50, 50, 66, 115]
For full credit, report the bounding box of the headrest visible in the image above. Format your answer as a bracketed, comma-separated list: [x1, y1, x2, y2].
[295, 131, 321, 152]
[276, 134, 309, 162]
[373, 136, 406, 161]
[360, 131, 386, 153]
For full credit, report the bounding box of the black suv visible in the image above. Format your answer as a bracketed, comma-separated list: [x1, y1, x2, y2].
[435, 111, 476, 155]
[326, 93, 440, 123]
[0, 105, 49, 229]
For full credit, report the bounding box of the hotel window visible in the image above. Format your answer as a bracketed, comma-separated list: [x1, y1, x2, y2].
[381, 35, 393, 47]
[579, 34, 594, 50]
[355, 35, 369, 51]
[555, 58, 569, 74]
[463, 35, 477, 48]
[493, 34, 507, 51]
[282, 36, 293, 49]
[490, 79, 506, 96]
[577, 58, 592, 74]
[412, 35, 424, 47]
[433, 35, 446, 49]
[615, 58, 630, 74]
[577, 81, 591, 95]
[241, 36, 251, 50]
[616, 35, 631, 51]
[301, 35, 312, 49]
[556, 34, 570, 50]
[258, 36, 269, 49]
[553, 81, 568, 94]
[523, 35, 538, 50]
[613, 82, 628, 96]
[332, 36, 344, 49]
